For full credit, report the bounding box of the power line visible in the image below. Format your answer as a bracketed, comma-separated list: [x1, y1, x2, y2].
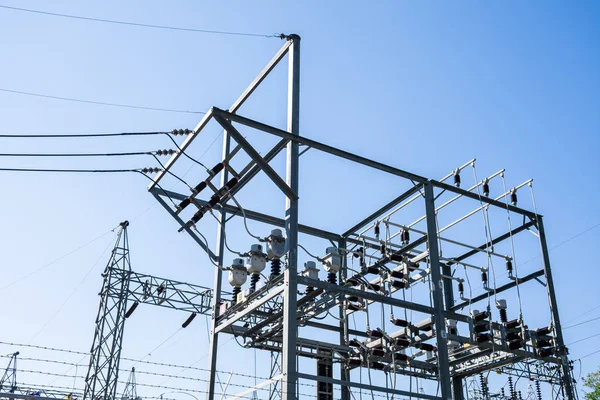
[0, 131, 173, 138]
[0, 151, 166, 157]
[0, 4, 282, 39]
[0, 88, 206, 114]
[0, 167, 149, 173]
[577, 348, 600, 361]
[566, 332, 600, 346]
[564, 303, 600, 325]
[563, 315, 600, 330]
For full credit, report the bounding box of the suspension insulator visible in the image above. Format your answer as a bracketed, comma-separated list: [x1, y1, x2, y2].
[508, 376, 516, 399]
[483, 181, 490, 197]
[232, 286, 241, 304]
[506, 259, 512, 275]
[458, 281, 464, 297]
[479, 373, 488, 395]
[518, 390, 523, 400]
[269, 259, 282, 280]
[454, 172, 461, 188]
[536, 381, 542, 400]
[249, 273, 259, 293]
[380, 242, 386, 255]
[125, 301, 139, 318]
[327, 272, 337, 285]
[374, 224, 380, 237]
[401, 228, 410, 244]
[499, 308, 508, 323]
[181, 312, 197, 328]
[511, 190, 518, 206]
[481, 270, 488, 285]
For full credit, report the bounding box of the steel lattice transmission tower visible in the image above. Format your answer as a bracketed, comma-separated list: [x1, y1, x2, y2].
[0, 352, 18, 394]
[84, 221, 132, 400]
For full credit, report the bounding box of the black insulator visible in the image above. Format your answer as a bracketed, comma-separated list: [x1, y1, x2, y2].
[483, 182, 490, 197]
[506, 319, 520, 329]
[401, 228, 410, 244]
[346, 276, 360, 286]
[454, 173, 461, 188]
[367, 329, 383, 338]
[184, 128, 192, 134]
[506, 259, 513, 274]
[473, 310, 489, 321]
[458, 281, 464, 296]
[249, 273, 259, 293]
[481, 270, 488, 284]
[539, 347, 554, 358]
[536, 326, 551, 336]
[367, 283, 382, 292]
[501, 388, 505, 397]
[395, 337, 410, 347]
[157, 285, 165, 294]
[474, 322, 490, 333]
[448, 326, 457, 335]
[391, 270, 404, 279]
[391, 318, 408, 327]
[508, 339, 523, 350]
[224, 177, 238, 191]
[394, 353, 410, 362]
[536, 381, 542, 400]
[306, 286, 314, 294]
[506, 331, 521, 341]
[191, 209, 205, 224]
[210, 162, 224, 175]
[193, 180, 207, 194]
[232, 286, 241, 304]
[407, 262, 419, 271]
[374, 224, 380, 237]
[391, 280, 406, 289]
[177, 129, 184, 135]
[125, 301, 139, 318]
[367, 266, 380, 275]
[208, 194, 220, 208]
[390, 252, 403, 262]
[346, 295, 361, 302]
[371, 348, 385, 357]
[416, 342, 435, 352]
[347, 357, 362, 368]
[508, 376, 515, 399]
[380, 242, 386, 255]
[353, 247, 363, 258]
[178, 197, 192, 211]
[511, 191, 518, 206]
[327, 272, 337, 285]
[499, 308, 508, 323]
[370, 361, 385, 371]
[269, 259, 282, 280]
[479, 374, 488, 394]
[347, 303, 362, 311]
[348, 339, 361, 347]
[537, 338, 553, 348]
[476, 333, 491, 343]
[181, 312, 197, 328]
[518, 391, 523, 400]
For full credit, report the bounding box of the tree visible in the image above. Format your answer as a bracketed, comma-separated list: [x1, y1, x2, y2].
[584, 368, 600, 400]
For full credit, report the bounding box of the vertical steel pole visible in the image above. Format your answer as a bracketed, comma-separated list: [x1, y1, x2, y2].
[281, 34, 300, 400]
[338, 238, 351, 400]
[206, 130, 231, 400]
[442, 260, 463, 400]
[536, 216, 575, 399]
[424, 183, 452, 399]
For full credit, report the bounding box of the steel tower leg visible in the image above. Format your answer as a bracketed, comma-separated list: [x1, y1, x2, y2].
[424, 184, 452, 400]
[281, 34, 301, 400]
[536, 217, 575, 399]
[0, 352, 18, 393]
[83, 221, 131, 400]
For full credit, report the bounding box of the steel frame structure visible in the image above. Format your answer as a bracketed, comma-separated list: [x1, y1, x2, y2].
[148, 36, 576, 399]
[83, 222, 213, 400]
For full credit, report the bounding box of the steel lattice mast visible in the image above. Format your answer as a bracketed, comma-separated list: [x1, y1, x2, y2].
[83, 221, 132, 400]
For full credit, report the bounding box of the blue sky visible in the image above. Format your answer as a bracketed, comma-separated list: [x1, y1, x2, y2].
[0, 1, 599, 399]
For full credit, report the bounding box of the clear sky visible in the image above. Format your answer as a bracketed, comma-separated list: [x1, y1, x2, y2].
[0, 1, 599, 399]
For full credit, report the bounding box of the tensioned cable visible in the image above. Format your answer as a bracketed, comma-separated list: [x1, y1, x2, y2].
[0, 88, 206, 114]
[0, 4, 282, 38]
[0, 131, 171, 138]
[0, 151, 160, 157]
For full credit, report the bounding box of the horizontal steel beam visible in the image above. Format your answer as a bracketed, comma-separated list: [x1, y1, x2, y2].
[297, 373, 442, 400]
[212, 108, 428, 183]
[430, 180, 537, 219]
[153, 188, 341, 241]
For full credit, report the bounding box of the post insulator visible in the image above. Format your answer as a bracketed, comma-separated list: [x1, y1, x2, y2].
[269, 259, 282, 280]
[483, 181, 490, 197]
[374, 224, 380, 237]
[458, 281, 464, 297]
[481, 270, 488, 285]
[511, 190, 518, 206]
[327, 272, 337, 285]
[506, 259, 513, 275]
[454, 172, 461, 188]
